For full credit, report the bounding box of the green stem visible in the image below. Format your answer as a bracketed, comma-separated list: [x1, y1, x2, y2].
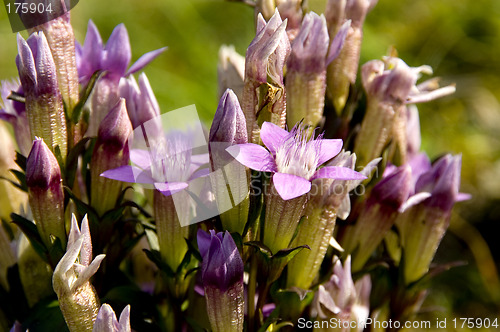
[248, 255, 258, 332]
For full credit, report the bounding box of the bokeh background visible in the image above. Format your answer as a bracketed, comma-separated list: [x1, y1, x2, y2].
[1, 0, 499, 326]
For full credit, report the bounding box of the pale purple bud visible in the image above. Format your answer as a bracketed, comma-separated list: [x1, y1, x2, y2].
[243, 10, 291, 141]
[91, 99, 132, 216]
[16, 32, 67, 160]
[325, 0, 378, 112]
[312, 256, 371, 329]
[93, 304, 131, 332]
[198, 230, 244, 332]
[53, 214, 105, 332]
[26, 138, 66, 249]
[210, 90, 248, 150]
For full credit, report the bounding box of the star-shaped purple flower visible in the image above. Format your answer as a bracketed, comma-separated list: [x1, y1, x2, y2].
[226, 122, 366, 200]
[100, 132, 209, 197]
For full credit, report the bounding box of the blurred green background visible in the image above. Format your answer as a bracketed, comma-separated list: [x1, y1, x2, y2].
[1, 0, 499, 325]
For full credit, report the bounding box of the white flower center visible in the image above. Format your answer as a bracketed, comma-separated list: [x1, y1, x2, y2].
[274, 128, 320, 180]
[150, 133, 192, 183]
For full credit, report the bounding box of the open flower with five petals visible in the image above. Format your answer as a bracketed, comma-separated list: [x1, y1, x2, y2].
[227, 122, 366, 200]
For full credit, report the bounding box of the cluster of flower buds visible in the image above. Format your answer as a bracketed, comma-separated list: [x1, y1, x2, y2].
[0, 2, 472, 331]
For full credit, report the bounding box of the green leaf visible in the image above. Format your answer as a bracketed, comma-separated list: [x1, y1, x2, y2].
[65, 137, 92, 188]
[47, 236, 65, 268]
[72, 70, 105, 124]
[14, 151, 27, 171]
[10, 213, 48, 260]
[185, 237, 203, 262]
[64, 187, 98, 221]
[244, 241, 273, 259]
[143, 249, 175, 278]
[272, 244, 310, 260]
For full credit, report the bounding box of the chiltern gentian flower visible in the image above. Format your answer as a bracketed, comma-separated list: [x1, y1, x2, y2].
[76, 20, 166, 136]
[26, 138, 66, 249]
[312, 256, 371, 332]
[287, 152, 380, 289]
[90, 98, 133, 216]
[242, 10, 291, 143]
[396, 154, 470, 283]
[227, 121, 365, 201]
[0, 79, 31, 155]
[228, 121, 365, 253]
[53, 214, 105, 332]
[354, 57, 456, 166]
[93, 304, 131, 332]
[198, 230, 244, 332]
[209, 89, 249, 234]
[286, 13, 349, 133]
[325, 0, 378, 112]
[16, 32, 67, 160]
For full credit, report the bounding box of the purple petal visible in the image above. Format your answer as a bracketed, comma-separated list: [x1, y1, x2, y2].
[272, 172, 311, 200]
[260, 121, 289, 154]
[103, 24, 131, 78]
[226, 143, 277, 172]
[456, 192, 472, 202]
[326, 20, 351, 65]
[191, 153, 210, 166]
[82, 20, 103, 77]
[130, 149, 152, 169]
[189, 167, 210, 180]
[312, 139, 343, 165]
[154, 182, 188, 196]
[126, 47, 168, 76]
[100, 165, 154, 184]
[197, 229, 212, 258]
[312, 166, 367, 180]
[399, 192, 432, 213]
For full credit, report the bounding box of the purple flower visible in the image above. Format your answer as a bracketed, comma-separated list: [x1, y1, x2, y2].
[227, 122, 366, 200]
[93, 304, 131, 332]
[312, 256, 371, 328]
[119, 73, 161, 132]
[197, 230, 244, 332]
[16, 32, 67, 159]
[101, 130, 209, 197]
[76, 20, 166, 136]
[0, 79, 31, 155]
[76, 20, 167, 85]
[197, 230, 244, 292]
[53, 214, 105, 332]
[26, 138, 66, 249]
[242, 10, 291, 142]
[286, 12, 350, 131]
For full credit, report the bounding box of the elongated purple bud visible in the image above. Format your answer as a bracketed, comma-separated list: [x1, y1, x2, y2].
[91, 99, 132, 216]
[286, 12, 330, 133]
[16, 32, 67, 161]
[340, 165, 412, 271]
[209, 90, 249, 234]
[325, 0, 378, 113]
[198, 230, 244, 332]
[30, 11, 80, 120]
[26, 138, 66, 249]
[255, 0, 304, 41]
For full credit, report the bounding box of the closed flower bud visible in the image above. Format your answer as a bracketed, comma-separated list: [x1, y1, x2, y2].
[16, 32, 67, 160]
[91, 98, 132, 216]
[325, 0, 378, 113]
[209, 90, 249, 234]
[198, 230, 244, 332]
[26, 138, 66, 249]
